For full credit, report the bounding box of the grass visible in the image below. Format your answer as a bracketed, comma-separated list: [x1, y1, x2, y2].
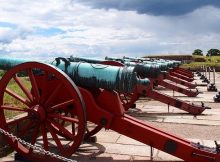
[3, 77, 31, 119]
[0, 70, 5, 77]
[180, 56, 220, 69]
[206, 56, 220, 63]
[180, 62, 220, 68]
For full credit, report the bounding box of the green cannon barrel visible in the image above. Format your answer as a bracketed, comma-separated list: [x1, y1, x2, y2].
[143, 61, 169, 71]
[123, 56, 146, 62]
[53, 60, 138, 93]
[123, 62, 161, 78]
[0, 58, 30, 70]
[120, 57, 169, 73]
[165, 60, 181, 67]
[105, 57, 162, 78]
[154, 59, 180, 68]
[0, 57, 150, 93]
[173, 60, 181, 66]
[125, 57, 180, 69]
[105, 56, 124, 63]
[69, 56, 104, 64]
[156, 60, 173, 68]
[123, 56, 181, 70]
[70, 56, 162, 78]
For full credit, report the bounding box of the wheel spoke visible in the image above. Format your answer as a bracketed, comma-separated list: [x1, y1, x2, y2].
[13, 76, 33, 102]
[41, 123, 49, 151]
[46, 122, 64, 153]
[1, 105, 29, 112]
[39, 71, 49, 104]
[28, 69, 40, 102]
[48, 114, 79, 124]
[5, 88, 31, 107]
[29, 123, 40, 153]
[44, 83, 62, 107]
[49, 119, 76, 140]
[48, 99, 75, 112]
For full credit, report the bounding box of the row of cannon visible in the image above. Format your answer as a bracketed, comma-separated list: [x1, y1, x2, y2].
[196, 66, 220, 101]
[0, 56, 219, 162]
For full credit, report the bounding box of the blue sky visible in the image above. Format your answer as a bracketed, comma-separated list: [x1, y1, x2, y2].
[0, 0, 220, 60]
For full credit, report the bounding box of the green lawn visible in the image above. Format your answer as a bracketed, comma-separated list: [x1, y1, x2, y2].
[180, 56, 220, 69]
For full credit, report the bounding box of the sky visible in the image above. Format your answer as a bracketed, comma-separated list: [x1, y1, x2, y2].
[0, 0, 220, 60]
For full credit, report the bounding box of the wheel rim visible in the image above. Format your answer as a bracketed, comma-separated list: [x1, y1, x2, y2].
[0, 62, 86, 160]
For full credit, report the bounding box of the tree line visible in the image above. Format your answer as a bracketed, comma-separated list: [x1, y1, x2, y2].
[192, 49, 220, 56]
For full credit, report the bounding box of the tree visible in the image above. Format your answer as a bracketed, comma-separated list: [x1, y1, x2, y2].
[192, 49, 203, 56]
[206, 49, 220, 56]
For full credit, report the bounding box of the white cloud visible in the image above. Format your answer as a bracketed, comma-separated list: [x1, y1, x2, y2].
[0, 26, 32, 43]
[0, 0, 219, 59]
[0, 27, 13, 43]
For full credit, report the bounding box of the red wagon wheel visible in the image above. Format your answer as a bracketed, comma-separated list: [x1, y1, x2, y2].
[0, 62, 86, 161]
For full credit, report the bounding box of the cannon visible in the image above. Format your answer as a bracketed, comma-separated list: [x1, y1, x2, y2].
[133, 61, 198, 96]
[142, 59, 195, 82]
[0, 57, 219, 162]
[140, 60, 196, 89]
[146, 58, 194, 78]
[156, 59, 194, 78]
[106, 56, 197, 89]
[105, 56, 199, 96]
[68, 56, 207, 114]
[122, 56, 194, 79]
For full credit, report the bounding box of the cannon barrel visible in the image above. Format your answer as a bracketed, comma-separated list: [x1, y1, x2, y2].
[123, 56, 151, 62]
[70, 56, 162, 78]
[122, 62, 161, 78]
[69, 56, 104, 64]
[53, 60, 139, 93]
[142, 61, 169, 71]
[71, 56, 184, 79]
[105, 56, 124, 63]
[122, 56, 181, 69]
[157, 60, 175, 68]
[152, 59, 181, 68]
[106, 56, 181, 68]
[122, 56, 181, 68]
[0, 57, 150, 93]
